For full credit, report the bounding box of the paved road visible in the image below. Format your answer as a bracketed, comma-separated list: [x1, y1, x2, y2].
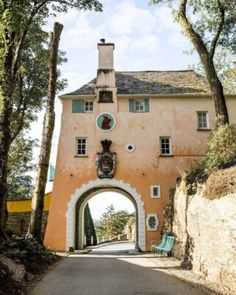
[30, 242, 207, 295]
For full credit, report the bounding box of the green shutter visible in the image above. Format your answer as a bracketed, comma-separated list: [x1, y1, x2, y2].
[72, 99, 84, 113]
[144, 99, 149, 112]
[129, 99, 135, 112]
[49, 164, 55, 182]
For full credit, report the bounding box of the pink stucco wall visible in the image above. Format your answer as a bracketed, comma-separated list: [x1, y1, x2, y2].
[44, 94, 236, 251]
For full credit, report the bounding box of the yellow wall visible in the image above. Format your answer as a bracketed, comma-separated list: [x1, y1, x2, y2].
[7, 192, 51, 213]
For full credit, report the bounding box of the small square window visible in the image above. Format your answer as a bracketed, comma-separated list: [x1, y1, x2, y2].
[99, 91, 113, 103]
[160, 137, 171, 155]
[76, 138, 87, 156]
[151, 185, 161, 198]
[135, 99, 145, 112]
[85, 101, 93, 112]
[197, 112, 209, 129]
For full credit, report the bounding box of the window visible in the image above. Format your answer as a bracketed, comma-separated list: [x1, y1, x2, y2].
[99, 91, 113, 103]
[85, 101, 93, 112]
[135, 99, 145, 112]
[150, 185, 161, 198]
[72, 99, 94, 113]
[129, 99, 149, 113]
[76, 138, 87, 156]
[197, 112, 209, 129]
[160, 137, 171, 155]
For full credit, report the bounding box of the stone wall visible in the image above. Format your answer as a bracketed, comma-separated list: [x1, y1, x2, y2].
[172, 181, 236, 291]
[6, 212, 48, 238]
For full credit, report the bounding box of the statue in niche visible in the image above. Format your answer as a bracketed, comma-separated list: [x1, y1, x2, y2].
[96, 140, 116, 178]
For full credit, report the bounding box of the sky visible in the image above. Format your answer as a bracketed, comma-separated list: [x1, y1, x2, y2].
[31, 0, 199, 218]
[88, 192, 135, 220]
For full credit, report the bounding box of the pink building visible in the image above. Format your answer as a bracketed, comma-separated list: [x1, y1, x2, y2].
[44, 40, 236, 251]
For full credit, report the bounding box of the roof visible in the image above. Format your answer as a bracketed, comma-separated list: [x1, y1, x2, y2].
[63, 70, 210, 96]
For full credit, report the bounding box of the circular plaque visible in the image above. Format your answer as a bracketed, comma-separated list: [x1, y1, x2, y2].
[96, 112, 116, 132]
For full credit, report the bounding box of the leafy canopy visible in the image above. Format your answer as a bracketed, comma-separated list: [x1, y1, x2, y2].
[151, 0, 236, 54]
[97, 205, 133, 239]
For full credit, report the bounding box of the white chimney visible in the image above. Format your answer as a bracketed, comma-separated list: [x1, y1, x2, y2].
[97, 39, 114, 70]
[96, 40, 116, 102]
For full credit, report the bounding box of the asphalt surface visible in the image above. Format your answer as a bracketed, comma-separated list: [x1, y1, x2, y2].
[30, 242, 207, 295]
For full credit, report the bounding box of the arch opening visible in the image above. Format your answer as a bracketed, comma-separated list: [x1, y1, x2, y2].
[77, 189, 137, 250]
[66, 179, 146, 251]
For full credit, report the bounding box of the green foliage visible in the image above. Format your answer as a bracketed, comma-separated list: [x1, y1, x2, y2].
[184, 162, 207, 195]
[0, 236, 57, 274]
[151, 0, 236, 53]
[84, 204, 97, 246]
[184, 125, 236, 195]
[7, 133, 37, 200]
[97, 205, 132, 240]
[204, 124, 236, 172]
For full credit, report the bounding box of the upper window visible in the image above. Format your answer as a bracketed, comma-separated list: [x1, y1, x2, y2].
[129, 99, 149, 113]
[160, 137, 171, 155]
[76, 138, 87, 156]
[197, 112, 209, 129]
[150, 185, 161, 198]
[72, 99, 94, 113]
[85, 101, 93, 112]
[99, 91, 113, 103]
[135, 99, 145, 112]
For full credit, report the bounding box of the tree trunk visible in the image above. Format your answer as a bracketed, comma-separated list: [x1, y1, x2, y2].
[178, 0, 229, 125]
[0, 43, 15, 239]
[201, 56, 229, 125]
[28, 22, 63, 241]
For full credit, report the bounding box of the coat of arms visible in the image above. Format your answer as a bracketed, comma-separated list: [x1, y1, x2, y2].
[96, 140, 116, 178]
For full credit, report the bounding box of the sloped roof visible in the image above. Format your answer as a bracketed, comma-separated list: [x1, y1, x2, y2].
[63, 70, 209, 96]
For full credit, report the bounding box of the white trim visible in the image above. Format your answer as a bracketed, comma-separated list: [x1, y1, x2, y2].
[125, 144, 135, 153]
[197, 111, 209, 129]
[160, 136, 172, 156]
[134, 99, 145, 112]
[146, 213, 159, 231]
[150, 185, 161, 198]
[95, 112, 116, 132]
[84, 101, 94, 113]
[66, 178, 146, 251]
[75, 137, 87, 156]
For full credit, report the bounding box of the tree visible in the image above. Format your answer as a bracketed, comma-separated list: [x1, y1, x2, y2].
[98, 205, 131, 240]
[151, 0, 236, 125]
[0, 0, 102, 239]
[7, 133, 36, 200]
[28, 22, 63, 240]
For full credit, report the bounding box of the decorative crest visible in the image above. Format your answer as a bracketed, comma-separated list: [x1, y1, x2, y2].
[96, 140, 116, 178]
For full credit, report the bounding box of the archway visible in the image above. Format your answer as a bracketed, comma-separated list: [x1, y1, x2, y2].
[66, 179, 146, 251]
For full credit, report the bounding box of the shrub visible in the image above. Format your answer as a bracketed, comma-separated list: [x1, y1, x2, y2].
[0, 236, 57, 274]
[184, 161, 207, 195]
[204, 124, 236, 173]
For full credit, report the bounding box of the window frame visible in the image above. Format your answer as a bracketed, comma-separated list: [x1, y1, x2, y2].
[134, 99, 145, 112]
[160, 137, 172, 156]
[84, 100, 94, 113]
[150, 185, 161, 198]
[75, 137, 87, 157]
[197, 111, 209, 130]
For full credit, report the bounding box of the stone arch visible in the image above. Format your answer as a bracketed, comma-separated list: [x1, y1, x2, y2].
[66, 178, 146, 251]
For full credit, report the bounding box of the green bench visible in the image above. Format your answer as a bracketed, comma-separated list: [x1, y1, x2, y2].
[153, 234, 175, 256]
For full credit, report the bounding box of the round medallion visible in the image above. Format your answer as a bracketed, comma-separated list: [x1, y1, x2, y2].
[96, 112, 116, 132]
